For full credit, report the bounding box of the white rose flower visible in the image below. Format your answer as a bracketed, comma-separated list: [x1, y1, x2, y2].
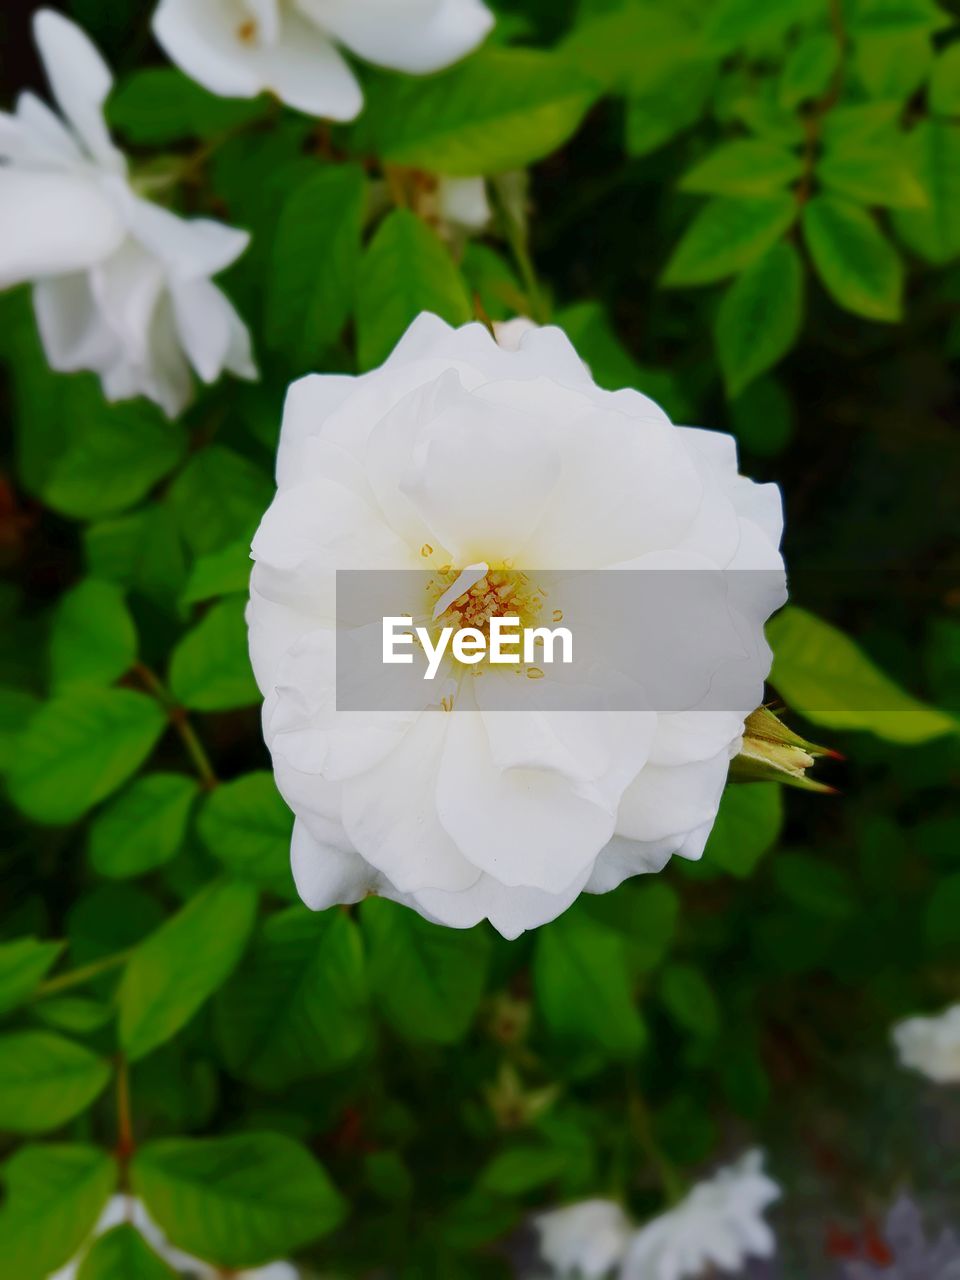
[892, 1004, 960, 1083]
[0, 10, 255, 418]
[620, 1151, 781, 1280]
[534, 1199, 633, 1279]
[152, 0, 494, 121]
[247, 313, 785, 938]
[49, 1194, 298, 1279]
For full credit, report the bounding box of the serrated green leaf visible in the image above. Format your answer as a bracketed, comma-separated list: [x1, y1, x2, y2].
[355, 49, 598, 176]
[818, 136, 927, 209]
[892, 122, 960, 264]
[196, 772, 293, 895]
[77, 1223, 177, 1280]
[266, 165, 365, 369]
[0, 1144, 116, 1280]
[930, 44, 960, 114]
[0, 938, 64, 1017]
[89, 773, 197, 880]
[660, 964, 720, 1037]
[7, 689, 166, 825]
[769, 605, 957, 742]
[779, 32, 840, 106]
[169, 598, 258, 712]
[168, 446, 272, 557]
[533, 909, 644, 1059]
[356, 210, 472, 371]
[108, 67, 267, 143]
[0, 1031, 112, 1133]
[802, 195, 903, 321]
[854, 29, 933, 100]
[681, 140, 803, 197]
[85, 505, 188, 609]
[49, 580, 137, 691]
[132, 1133, 344, 1268]
[821, 101, 903, 149]
[662, 195, 797, 287]
[216, 906, 368, 1088]
[118, 879, 257, 1061]
[703, 784, 784, 877]
[715, 240, 804, 396]
[625, 62, 714, 156]
[361, 898, 490, 1044]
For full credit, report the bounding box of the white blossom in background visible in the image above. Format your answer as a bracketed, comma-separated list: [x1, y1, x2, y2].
[493, 316, 539, 350]
[438, 177, 492, 232]
[0, 10, 255, 417]
[620, 1151, 781, 1280]
[247, 313, 785, 938]
[892, 1004, 960, 1083]
[153, 0, 494, 121]
[534, 1200, 633, 1279]
[48, 1194, 299, 1279]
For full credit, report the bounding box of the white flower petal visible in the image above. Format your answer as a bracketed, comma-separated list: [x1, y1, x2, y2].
[300, 0, 494, 73]
[0, 170, 124, 288]
[33, 8, 124, 171]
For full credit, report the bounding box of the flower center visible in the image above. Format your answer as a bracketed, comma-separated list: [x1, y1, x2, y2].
[236, 17, 259, 43]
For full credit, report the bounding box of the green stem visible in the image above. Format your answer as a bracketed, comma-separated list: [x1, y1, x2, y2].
[491, 177, 549, 324]
[626, 1076, 684, 1205]
[33, 949, 133, 1000]
[134, 663, 219, 791]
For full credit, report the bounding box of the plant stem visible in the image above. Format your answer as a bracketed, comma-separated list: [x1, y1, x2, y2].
[626, 1075, 684, 1205]
[491, 177, 549, 324]
[115, 1055, 135, 1174]
[133, 662, 219, 791]
[33, 949, 133, 999]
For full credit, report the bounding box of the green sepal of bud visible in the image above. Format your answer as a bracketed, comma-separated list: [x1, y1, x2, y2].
[729, 706, 839, 794]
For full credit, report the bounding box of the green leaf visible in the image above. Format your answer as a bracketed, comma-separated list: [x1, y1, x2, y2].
[0, 937, 64, 1016]
[930, 44, 960, 114]
[625, 62, 714, 156]
[0, 688, 40, 774]
[7, 689, 166, 825]
[779, 32, 840, 107]
[196, 772, 293, 894]
[703, 0, 822, 52]
[168, 446, 272, 557]
[478, 1146, 568, 1195]
[892, 122, 960, 265]
[730, 377, 795, 456]
[169, 598, 259, 712]
[108, 67, 267, 143]
[818, 136, 927, 209]
[216, 906, 368, 1088]
[0, 1145, 116, 1280]
[85, 505, 188, 609]
[773, 853, 857, 919]
[680, 141, 803, 197]
[661, 195, 797, 287]
[0, 1031, 112, 1133]
[821, 101, 903, 150]
[266, 165, 366, 369]
[77, 1224, 177, 1280]
[715, 239, 804, 396]
[926, 873, 960, 948]
[850, 0, 947, 36]
[355, 49, 598, 176]
[356, 210, 472, 371]
[361, 898, 491, 1044]
[132, 1133, 344, 1268]
[89, 774, 198, 880]
[118, 879, 258, 1061]
[659, 964, 720, 1037]
[703, 784, 784, 877]
[180, 540, 252, 606]
[562, 5, 696, 94]
[854, 30, 933, 100]
[802, 195, 903, 321]
[49, 579, 137, 691]
[534, 909, 644, 1059]
[769, 605, 957, 742]
[33, 997, 113, 1035]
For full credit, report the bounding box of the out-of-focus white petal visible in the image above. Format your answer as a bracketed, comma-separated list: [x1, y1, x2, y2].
[0, 170, 124, 288]
[33, 273, 119, 373]
[32, 9, 124, 171]
[300, 0, 494, 73]
[438, 177, 491, 230]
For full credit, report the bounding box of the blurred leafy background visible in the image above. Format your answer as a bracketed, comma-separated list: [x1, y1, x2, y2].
[1, 0, 960, 1275]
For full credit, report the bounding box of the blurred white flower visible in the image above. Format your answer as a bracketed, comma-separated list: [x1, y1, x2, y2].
[535, 1200, 633, 1279]
[49, 1193, 298, 1279]
[892, 1004, 960, 1083]
[247, 313, 785, 938]
[0, 10, 255, 417]
[620, 1151, 781, 1280]
[438, 177, 491, 232]
[153, 0, 494, 121]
